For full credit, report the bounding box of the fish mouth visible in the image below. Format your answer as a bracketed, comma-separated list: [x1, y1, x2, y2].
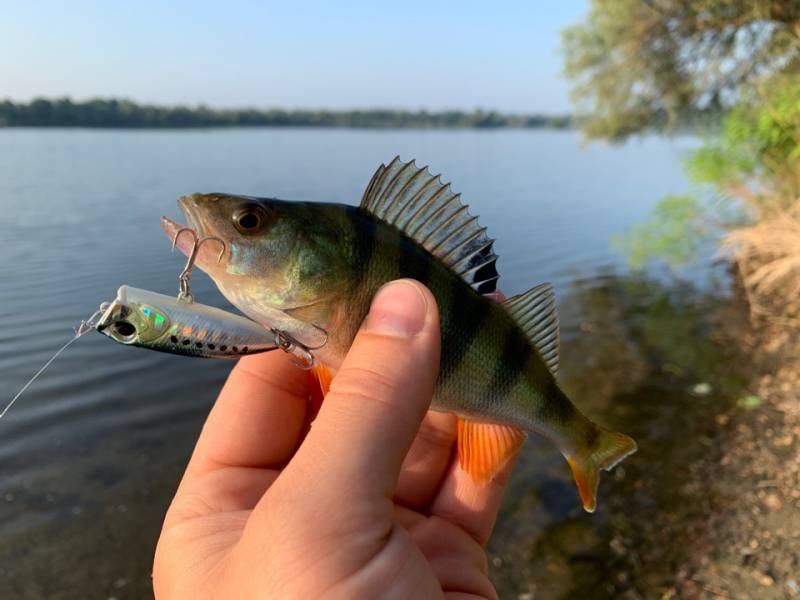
[160, 215, 198, 257]
[160, 195, 227, 272]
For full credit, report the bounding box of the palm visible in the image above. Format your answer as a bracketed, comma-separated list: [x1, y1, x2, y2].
[155, 297, 511, 599]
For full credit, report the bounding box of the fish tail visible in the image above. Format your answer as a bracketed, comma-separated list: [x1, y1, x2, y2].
[565, 425, 637, 513]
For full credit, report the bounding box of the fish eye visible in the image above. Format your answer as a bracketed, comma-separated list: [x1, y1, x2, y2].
[233, 204, 269, 235]
[111, 320, 137, 341]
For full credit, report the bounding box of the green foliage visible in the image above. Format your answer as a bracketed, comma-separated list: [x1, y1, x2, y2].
[612, 195, 712, 268]
[0, 98, 572, 130]
[563, 0, 800, 140]
[616, 75, 800, 267]
[689, 78, 800, 186]
[564, 0, 800, 267]
[688, 75, 800, 214]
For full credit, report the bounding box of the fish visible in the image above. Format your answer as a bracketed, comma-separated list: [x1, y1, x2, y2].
[96, 285, 279, 358]
[160, 157, 637, 512]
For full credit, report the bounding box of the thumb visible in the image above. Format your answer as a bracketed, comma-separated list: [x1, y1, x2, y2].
[290, 279, 441, 498]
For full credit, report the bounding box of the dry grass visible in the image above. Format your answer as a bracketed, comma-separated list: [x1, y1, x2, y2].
[725, 200, 800, 325]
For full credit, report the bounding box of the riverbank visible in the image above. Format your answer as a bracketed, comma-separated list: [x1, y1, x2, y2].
[681, 316, 800, 599]
[487, 273, 800, 599]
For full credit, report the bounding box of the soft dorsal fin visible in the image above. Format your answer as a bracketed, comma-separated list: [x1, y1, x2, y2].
[503, 283, 559, 375]
[360, 157, 500, 293]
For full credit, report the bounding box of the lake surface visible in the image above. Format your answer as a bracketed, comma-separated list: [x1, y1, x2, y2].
[0, 128, 737, 598]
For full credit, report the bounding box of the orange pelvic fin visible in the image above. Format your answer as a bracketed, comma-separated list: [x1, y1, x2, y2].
[457, 418, 527, 482]
[307, 363, 334, 420]
[313, 363, 333, 396]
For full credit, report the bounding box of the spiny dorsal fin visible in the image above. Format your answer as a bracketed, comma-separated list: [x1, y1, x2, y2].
[503, 283, 559, 375]
[360, 157, 499, 293]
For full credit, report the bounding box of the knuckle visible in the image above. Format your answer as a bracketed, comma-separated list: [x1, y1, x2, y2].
[415, 416, 457, 449]
[330, 364, 398, 401]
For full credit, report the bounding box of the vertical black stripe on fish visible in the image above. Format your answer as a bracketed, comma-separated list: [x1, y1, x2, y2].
[584, 424, 599, 448]
[439, 284, 491, 384]
[350, 207, 378, 274]
[539, 374, 576, 425]
[397, 231, 432, 284]
[481, 326, 530, 405]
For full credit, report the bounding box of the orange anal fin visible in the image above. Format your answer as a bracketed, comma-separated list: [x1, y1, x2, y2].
[457, 418, 527, 483]
[307, 363, 334, 421]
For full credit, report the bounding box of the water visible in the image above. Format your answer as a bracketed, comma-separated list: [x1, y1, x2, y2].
[0, 128, 737, 598]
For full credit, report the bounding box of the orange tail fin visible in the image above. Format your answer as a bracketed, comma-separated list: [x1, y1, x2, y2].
[566, 427, 637, 513]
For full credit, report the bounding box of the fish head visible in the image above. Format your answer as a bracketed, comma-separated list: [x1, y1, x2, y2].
[162, 193, 351, 340]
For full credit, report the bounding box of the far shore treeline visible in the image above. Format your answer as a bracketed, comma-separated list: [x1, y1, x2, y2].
[0, 98, 572, 129]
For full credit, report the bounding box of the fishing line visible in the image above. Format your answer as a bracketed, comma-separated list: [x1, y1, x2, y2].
[1, 307, 105, 421]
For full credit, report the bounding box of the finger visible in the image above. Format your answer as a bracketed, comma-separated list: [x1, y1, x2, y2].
[285, 279, 441, 499]
[184, 350, 309, 477]
[394, 291, 505, 509]
[428, 452, 519, 546]
[393, 506, 497, 600]
[410, 520, 496, 600]
[394, 410, 457, 509]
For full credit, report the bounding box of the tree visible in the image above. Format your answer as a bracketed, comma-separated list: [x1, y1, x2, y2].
[562, 0, 800, 140]
[565, 2, 800, 320]
[613, 74, 800, 260]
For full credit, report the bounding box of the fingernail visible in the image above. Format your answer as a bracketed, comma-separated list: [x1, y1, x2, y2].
[365, 280, 427, 338]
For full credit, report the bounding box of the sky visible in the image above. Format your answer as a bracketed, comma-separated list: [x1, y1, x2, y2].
[1, 1, 587, 113]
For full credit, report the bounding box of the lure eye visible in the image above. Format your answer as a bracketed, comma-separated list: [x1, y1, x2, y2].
[233, 204, 270, 235]
[111, 320, 137, 341]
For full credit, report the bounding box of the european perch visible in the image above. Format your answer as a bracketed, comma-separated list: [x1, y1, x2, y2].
[159, 157, 637, 512]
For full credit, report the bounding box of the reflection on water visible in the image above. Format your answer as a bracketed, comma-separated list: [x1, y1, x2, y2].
[0, 128, 724, 598]
[489, 271, 750, 598]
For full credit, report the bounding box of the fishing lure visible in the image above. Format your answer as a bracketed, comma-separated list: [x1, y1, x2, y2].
[94, 226, 323, 362]
[4, 224, 324, 420]
[94, 285, 280, 359]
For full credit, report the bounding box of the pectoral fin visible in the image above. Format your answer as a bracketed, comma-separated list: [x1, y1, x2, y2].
[457, 418, 527, 482]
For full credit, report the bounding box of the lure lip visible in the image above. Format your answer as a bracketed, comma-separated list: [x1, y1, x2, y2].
[94, 287, 139, 344]
[94, 298, 117, 333]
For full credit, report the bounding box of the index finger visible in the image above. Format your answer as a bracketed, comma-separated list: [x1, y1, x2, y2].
[428, 453, 519, 546]
[185, 349, 309, 477]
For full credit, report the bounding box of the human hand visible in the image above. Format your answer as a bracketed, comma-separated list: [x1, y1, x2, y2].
[153, 280, 514, 599]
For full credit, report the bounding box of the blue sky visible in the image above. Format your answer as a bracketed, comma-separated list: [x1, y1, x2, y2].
[1, 1, 587, 112]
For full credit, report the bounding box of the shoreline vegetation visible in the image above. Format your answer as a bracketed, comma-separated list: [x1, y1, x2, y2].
[564, 1, 800, 325]
[560, 3, 800, 594]
[0, 97, 572, 129]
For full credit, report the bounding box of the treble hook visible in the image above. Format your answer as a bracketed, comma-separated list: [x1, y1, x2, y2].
[171, 228, 226, 303]
[273, 324, 328, 369]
